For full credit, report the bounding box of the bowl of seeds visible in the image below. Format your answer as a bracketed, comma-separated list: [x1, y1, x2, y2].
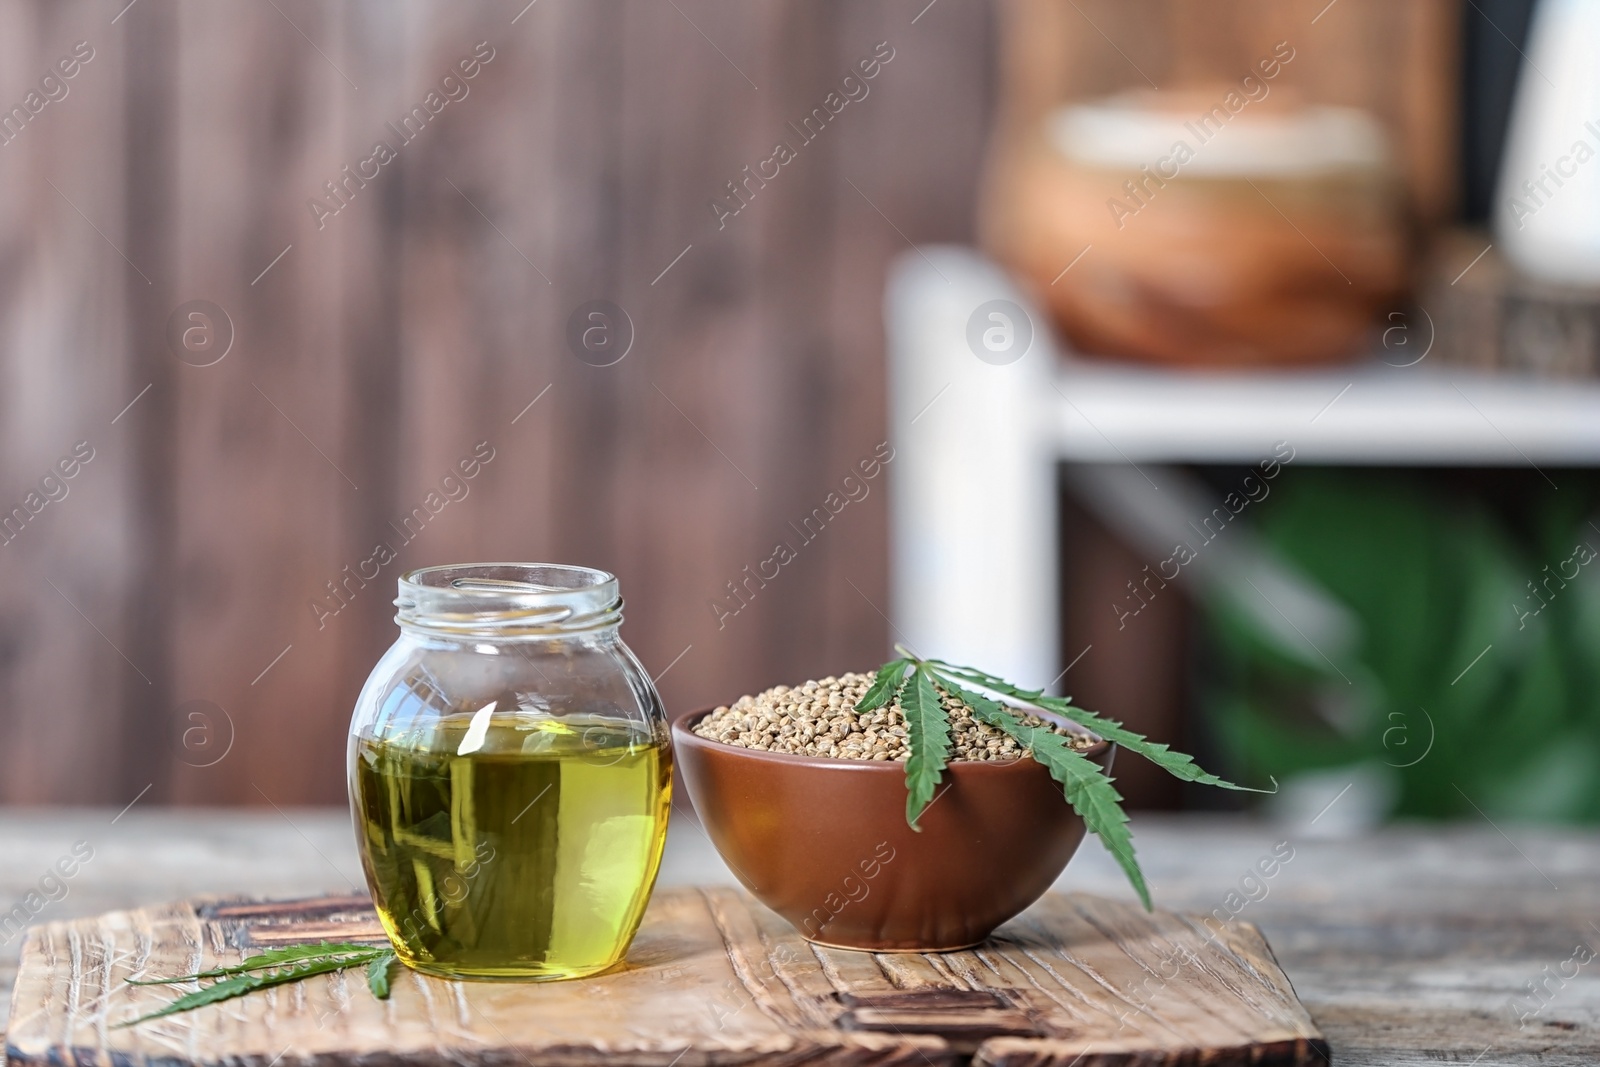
[672, 667, 1113, 951]
[677, 652, 1265, 950]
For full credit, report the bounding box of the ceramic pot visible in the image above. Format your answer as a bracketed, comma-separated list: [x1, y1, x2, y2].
[671, 707, 1113, 951]
[986, 91, 1407, 367]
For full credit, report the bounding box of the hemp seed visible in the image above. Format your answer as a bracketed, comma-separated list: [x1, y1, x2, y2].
[693, 671, 1098, 762]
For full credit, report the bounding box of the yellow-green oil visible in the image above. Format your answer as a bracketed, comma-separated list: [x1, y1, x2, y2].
[353, 714, 671, 980]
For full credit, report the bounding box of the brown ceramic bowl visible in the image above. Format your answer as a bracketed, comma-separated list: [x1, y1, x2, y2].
[671, 706, 1114, 951]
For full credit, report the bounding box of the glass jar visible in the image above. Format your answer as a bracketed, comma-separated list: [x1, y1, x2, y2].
[347, 563, 671, 981]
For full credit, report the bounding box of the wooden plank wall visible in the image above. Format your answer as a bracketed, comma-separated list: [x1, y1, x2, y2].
[0, 0, 995, 805]
[0, 0, 1456, 807]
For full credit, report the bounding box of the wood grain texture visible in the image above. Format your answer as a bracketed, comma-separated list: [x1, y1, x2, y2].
[0, 2, 142, 803]
[4, 814, 1600, 1063]
[4, 888, 1324, 1067]
[0, 0, 1469, 811]
[0, 0, 993, 808]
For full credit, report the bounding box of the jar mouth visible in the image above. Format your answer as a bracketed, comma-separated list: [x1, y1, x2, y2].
[396, 563, 621, 637]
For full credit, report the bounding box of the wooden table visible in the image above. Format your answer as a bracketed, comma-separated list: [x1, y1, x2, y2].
[1, 811, 1594, 1066]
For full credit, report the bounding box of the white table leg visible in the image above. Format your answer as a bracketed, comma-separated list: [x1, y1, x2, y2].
[885, 247, 1060, 689]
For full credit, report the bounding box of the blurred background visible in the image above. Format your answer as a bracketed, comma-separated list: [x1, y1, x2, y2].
[1, 0, 1596, 829]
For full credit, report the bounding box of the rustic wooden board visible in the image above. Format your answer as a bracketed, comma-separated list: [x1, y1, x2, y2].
[5, 888, 1324, 1067]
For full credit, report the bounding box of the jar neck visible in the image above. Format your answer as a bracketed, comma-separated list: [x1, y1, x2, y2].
[394, 563, 622, 641]
[396, 619, 623, 647]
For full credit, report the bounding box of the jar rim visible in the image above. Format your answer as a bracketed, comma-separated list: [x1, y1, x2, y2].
[396, 563, 621, 636]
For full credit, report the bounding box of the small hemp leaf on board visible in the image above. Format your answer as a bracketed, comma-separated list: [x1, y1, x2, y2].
[856, 648, 1277, 911]
[118, 941, 396, 1027]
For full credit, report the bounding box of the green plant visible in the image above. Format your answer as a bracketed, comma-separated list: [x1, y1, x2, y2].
[118, 941, 394, 1027]
[1203, 468, 1600, 822]
[859, 650, 1272, 909]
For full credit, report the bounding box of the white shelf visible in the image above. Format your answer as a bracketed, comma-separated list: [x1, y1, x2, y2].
[887, 246, 1600, 692]
[1052, 358, 1600, 468]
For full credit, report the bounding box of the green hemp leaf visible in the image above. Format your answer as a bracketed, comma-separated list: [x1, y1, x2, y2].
[366, 950, 398, 999]
[858, 647, 1275, 910]
[936, 673, 1150, 910]
[929, 659, 1275, 795]
[119, 941, 393, 1027]
[900, 664, 952, 830]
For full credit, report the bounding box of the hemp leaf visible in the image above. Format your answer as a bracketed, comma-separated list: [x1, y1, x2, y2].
[929, 660, 1276, 795]
[857, 657, 911, 712]
[119, 941, 392, 1027]
[934, 674, 1150, 910]
[864, 647, 1276, 910]
[124, 940, 384, 985]
[367, 950, 398, 998]
[899, 664, 951, 830]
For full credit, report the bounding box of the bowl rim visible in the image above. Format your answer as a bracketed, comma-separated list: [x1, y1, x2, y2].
[670, 705, 1111, 771]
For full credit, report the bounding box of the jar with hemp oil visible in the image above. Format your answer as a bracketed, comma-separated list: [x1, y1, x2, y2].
[348, 564, 671, 981]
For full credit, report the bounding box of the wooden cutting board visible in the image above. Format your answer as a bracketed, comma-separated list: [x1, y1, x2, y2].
[4, 889, 1326, 1067]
